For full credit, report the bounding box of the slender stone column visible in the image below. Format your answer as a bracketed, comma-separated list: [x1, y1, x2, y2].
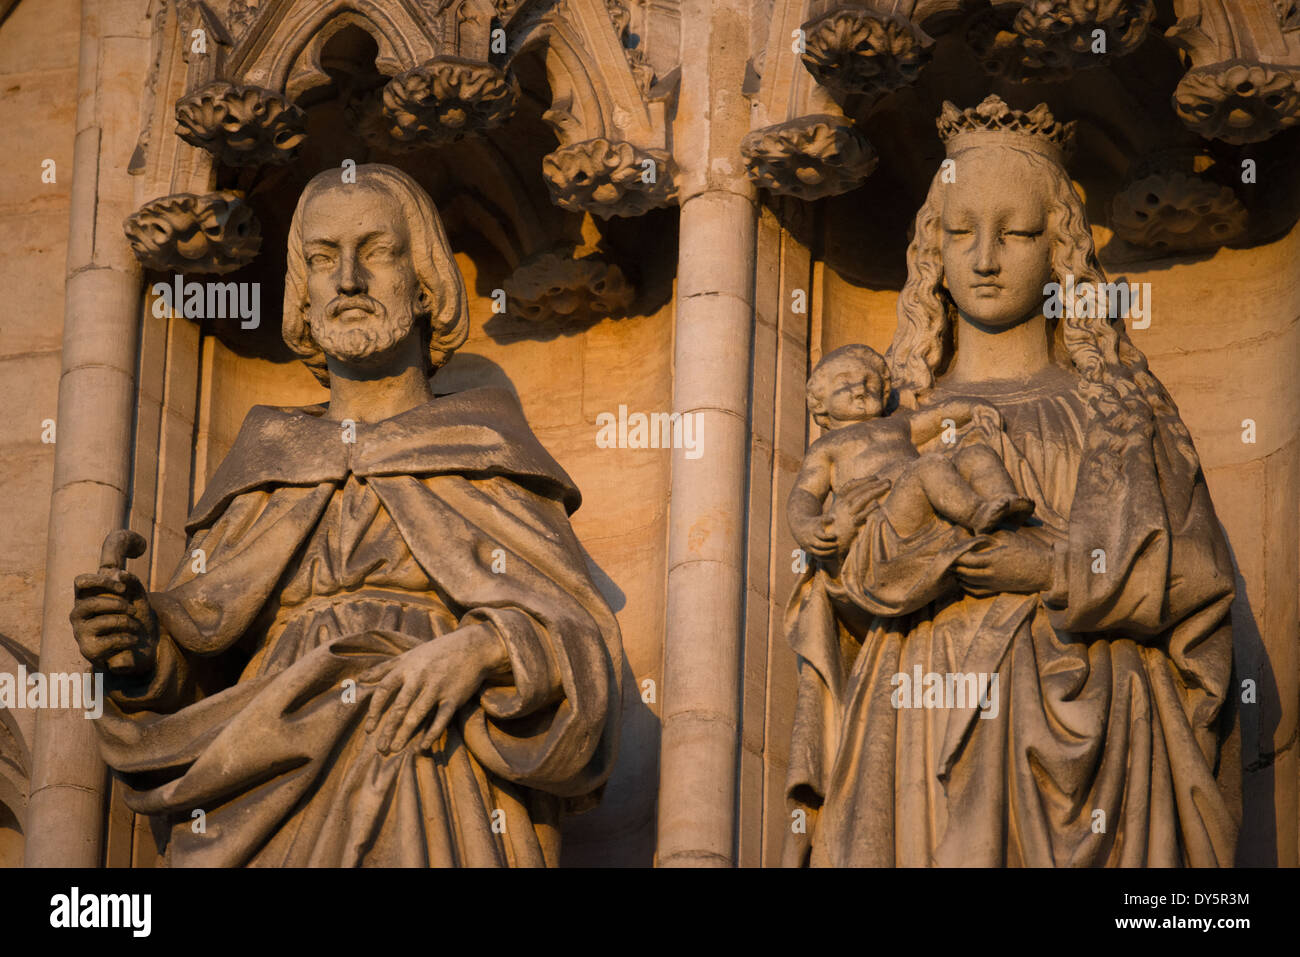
[24, 0, 148, 866]
[655, 0, 758, 866]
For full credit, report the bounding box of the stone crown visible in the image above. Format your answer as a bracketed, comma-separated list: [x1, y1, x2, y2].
[937, 94, 1076, 164]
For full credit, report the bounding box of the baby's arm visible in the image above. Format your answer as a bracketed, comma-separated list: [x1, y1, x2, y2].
[789, 444, 838, 558]
[905, 400, 975, 448]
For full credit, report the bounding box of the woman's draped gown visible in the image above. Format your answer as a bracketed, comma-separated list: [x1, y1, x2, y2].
[785, 370, 1238, 866]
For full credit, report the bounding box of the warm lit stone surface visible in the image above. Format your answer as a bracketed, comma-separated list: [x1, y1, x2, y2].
[0, 0, 1295, 870]
[0, 0, 80, 866]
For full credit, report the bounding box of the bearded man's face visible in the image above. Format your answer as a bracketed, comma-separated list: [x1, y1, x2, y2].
[300, 185, 424, 366]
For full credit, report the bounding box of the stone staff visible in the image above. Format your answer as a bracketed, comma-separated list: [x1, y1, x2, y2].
[92, 529, 147, 673]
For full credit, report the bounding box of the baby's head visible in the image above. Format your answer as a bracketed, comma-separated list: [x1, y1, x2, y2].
[807, 344, 891, 429]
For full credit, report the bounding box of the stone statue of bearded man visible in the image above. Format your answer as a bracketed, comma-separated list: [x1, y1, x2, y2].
[70, 164, 624, 867]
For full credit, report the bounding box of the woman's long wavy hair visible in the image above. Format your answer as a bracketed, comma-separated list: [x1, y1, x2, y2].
[885, 146, 1199, 475]
[282, 164, 470, 388]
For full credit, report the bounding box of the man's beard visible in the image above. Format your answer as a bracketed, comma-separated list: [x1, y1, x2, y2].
[308, 294, 418, 364]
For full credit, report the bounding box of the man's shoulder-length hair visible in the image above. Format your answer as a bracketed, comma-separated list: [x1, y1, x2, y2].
[281, 163, 470, 387]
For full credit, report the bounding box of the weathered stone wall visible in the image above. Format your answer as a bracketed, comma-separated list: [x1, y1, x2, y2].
[0, 0, 80, 868]
[1132, 226, 1300, 866]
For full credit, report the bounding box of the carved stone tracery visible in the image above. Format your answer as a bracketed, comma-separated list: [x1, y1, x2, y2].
[503, 248, 634, 322]
[967, 0, 1155, 83]
[123, 190, 262, 275]
[542, 137, 677, 218]
[1278, 0, 1300, 31]
[126, 0, 679, 275]
[604, 0, 655, 95]
[1110, 169, 1248, 251]
[799, 4, 935, 99]
[1015, 0, 1155, 70]
[1166, 1, 1300, 145]
[381, 56, 519, 147]
[512, 0, 676, 214]
[746, 0, 881, 199]
[1171, 60, 1300, 144]
[741, 114, 878, 200]
[222, 0, 263, 42]
[175, 80, 307, 167]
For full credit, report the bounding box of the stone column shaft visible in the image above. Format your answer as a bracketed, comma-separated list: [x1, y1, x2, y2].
[656, 0, 758, 867]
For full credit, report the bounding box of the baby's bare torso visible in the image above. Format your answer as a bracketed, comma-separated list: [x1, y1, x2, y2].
[819, 413, 920, 494]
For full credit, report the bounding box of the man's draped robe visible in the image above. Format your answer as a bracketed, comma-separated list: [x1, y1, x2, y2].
[784, 374, 1238, 867]
[95, 387, 622, 867]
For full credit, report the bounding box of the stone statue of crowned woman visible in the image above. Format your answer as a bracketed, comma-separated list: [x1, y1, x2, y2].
[783, 96, 1239, 867]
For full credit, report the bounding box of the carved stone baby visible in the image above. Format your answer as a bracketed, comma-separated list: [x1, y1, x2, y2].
[789, 343, 1033, 560]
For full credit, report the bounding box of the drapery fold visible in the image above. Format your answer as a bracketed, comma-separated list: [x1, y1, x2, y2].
[97, 388, 622, 866]
[785, 380, 1236, 867]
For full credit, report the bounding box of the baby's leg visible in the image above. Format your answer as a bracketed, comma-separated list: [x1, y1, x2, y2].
[953, 445, 1035, 528]
[908, 452, 988, 532]
[954, 445, 1018, 499]
[872, 460, 950, 539]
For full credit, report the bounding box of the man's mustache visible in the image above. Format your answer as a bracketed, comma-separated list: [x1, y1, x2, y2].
[327, 295, 385, 319]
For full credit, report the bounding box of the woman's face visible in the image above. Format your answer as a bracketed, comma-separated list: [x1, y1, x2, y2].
[940, 149, 1054, 328]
